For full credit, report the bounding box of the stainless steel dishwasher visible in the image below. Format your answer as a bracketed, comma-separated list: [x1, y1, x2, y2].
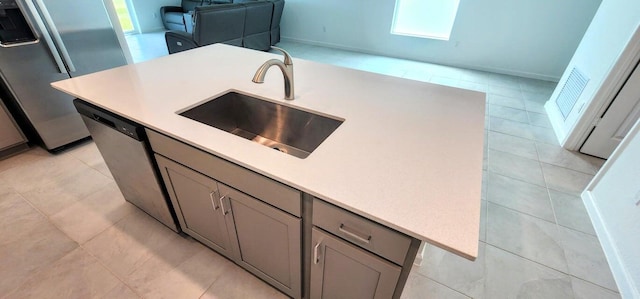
[74, 99, 179, 232]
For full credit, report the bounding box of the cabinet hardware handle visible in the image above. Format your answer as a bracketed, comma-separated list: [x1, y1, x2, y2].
[219, 195, 228, 215]
[209, 191, 219, 210]
[313, 242, 321, 264]
[338, 224, 371, 244]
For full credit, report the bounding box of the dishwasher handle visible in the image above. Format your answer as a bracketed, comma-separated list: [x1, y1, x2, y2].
[92, 114, 116, 129]
[73, 99, 144, 141]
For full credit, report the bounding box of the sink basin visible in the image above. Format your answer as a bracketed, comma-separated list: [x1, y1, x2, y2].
[179, 91, 344, 159]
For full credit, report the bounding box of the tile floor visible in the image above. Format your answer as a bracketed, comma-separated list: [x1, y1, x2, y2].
[0, 36, 620, 298]
[125, 31, 169, 63]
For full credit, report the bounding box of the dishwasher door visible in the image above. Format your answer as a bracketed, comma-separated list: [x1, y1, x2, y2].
[75, 100, 179, 232]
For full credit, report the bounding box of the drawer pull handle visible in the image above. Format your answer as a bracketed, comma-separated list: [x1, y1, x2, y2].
[313, 242, 321, 264]
[219, 195, 229, 215]
[209, 191, 219, 210]
[339, 224, 371, 244]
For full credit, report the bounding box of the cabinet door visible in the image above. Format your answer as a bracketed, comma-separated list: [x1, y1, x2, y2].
[218, 183, 301, 298]
[310, 227, 401, 299]
[155, 155, 239, 259]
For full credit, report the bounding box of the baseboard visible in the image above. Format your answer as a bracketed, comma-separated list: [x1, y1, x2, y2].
[582, 190, 638, 298]
[280, 36, 561, 82]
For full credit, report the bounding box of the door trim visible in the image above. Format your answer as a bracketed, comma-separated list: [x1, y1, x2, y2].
[562, 26, 640, 150]
[581, 117, 640, 298]
[101, 0, 134, 64]
[579, 58, 640, 157]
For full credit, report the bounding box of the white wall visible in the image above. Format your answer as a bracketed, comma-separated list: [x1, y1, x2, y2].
[130, 0, 180, 33]
[545, 0, 640, 146]
[583, 118, 640, 298]
[280, 0, 601, 80]
[102, 0, 134, 64]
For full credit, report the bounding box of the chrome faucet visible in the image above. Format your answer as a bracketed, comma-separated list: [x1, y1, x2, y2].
[252, 47, 294, 100]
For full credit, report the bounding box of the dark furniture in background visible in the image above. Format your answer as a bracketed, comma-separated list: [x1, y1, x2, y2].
[164, 0, 284, 54]
[161, 0, 203, 31]
[161, 0, 233, 31]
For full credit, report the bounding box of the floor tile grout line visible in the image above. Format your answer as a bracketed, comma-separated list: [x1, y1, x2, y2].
[534, 141, 588, 278]
[539, 160, 597, 178]
[410, 271, 473, 298]
[79, 241, 145, 299]
[3, 244, 81, 297]
[485, 150, 547, 189]
[197, 264, 237, 299]
[485, 169, 598, 235]
[487, 123, 556, 146]
[78, 205, 136, 246]
[485, 196, 556, 225]
[535, 141, 563, 228]
[486, 200, 615, 291]
[77, 206, 224, 299]
[9, 173, 142, 298]
[487, 105, 532, 125]
[534, 143, 603, 176]
[9, 158, 143, 297]
[488, 138, 600, 177]
[3, 192, 81, 297]
[570, 274, 621, 294]
[76, 209, 198, 299]
[556, 222, 598, 237]
[481, 242, 617, 292]
[487, 129, 538, 145]
[72, 151, 115, 181]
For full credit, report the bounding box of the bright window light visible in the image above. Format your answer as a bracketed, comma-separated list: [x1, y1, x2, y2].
[391, 0, 460, 40]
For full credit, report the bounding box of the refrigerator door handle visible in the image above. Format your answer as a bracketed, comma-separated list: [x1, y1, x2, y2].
[19, 0, 68, 74]
[33, 0, 76, 73]
[0, 39, 39, 48]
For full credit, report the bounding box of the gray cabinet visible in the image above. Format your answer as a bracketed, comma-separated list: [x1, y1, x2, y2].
[218, 183, 301, 297]
[155, 155, 238, 259]
[151, 139, 302, 298]
[310, 199, 419, 299]
[147, 129, 418, 299]
[310, 227, 401, 299]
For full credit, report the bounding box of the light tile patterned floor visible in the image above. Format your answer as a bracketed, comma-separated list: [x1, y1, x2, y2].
[125, 31, 169, 63]
[0, 37, 620, 298]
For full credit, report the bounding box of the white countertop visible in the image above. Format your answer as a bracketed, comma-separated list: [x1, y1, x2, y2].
[52, 44, 485, 260]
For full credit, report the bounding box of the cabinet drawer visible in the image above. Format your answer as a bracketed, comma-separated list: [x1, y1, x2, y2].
[146, 129, 301, 217]
[312, 199, 412, 265]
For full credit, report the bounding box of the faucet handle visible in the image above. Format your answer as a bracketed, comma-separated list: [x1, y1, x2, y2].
[271, 46, 293, 65]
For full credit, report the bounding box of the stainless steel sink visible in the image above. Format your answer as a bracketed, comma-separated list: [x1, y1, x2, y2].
[179, 91, 344, 159]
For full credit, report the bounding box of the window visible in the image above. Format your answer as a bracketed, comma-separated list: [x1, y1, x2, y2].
[112, 0, 135, 33]
[391, 0, 460, 40]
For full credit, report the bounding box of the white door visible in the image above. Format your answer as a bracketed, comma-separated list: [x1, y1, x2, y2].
[580, 61, 640, 159]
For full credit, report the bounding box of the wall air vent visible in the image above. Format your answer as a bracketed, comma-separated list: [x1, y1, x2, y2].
[556, 67, 589, 119]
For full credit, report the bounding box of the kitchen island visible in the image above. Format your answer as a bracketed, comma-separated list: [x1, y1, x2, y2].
[52, 44, 485, 298]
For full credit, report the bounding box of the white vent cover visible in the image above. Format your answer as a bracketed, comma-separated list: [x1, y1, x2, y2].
[556, 67, 589, 119]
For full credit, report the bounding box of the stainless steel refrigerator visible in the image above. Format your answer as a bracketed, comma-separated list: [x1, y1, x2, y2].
[0, 0, 126, 150]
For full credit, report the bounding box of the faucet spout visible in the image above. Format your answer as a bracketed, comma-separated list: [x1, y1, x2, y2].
[252, 47, 294, 100]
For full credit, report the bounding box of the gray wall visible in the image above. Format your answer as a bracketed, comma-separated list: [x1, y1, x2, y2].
[280, 0, 601, 80]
